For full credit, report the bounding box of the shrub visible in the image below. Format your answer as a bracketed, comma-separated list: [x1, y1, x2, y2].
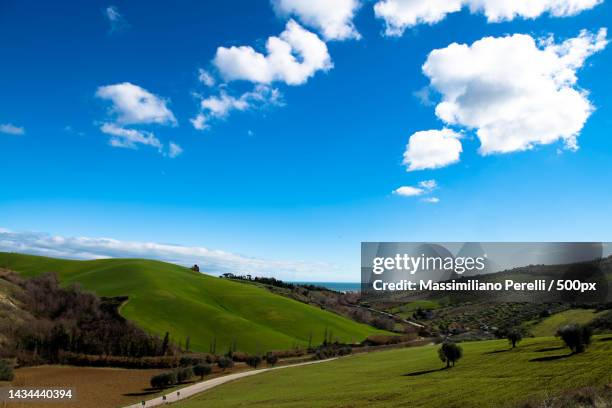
[217, 356, 234, 371]
[175, 367, 194, 383]
[438, 342, 463, 368]
[246, 355, 262, 369]
[150, 371, 176, 389]
[556, 324, 592, 354]
[193, 363, 212, 380]
[265, 352, 278, 366]
[0, 360, 14, 381]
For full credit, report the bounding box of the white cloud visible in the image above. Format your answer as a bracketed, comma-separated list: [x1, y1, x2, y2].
[393, 185, 425, 196]
[271, 0, 361, 41]
[423, 28, 607, 154]
[0, 123, 25, 135]
[374, 0, 602, 36]
[374, 0, 462, 36]
[418, 179, 437, 190]
[213, 20, 332, 86]
[198, 69, 215, 87]
[403, 128, 462, 171]
[393, 178, 438, 198]
[100, 123, 163, 151]
[0, 229, 344, 281]
[104, 5, 128, 33]
[96, 82, 176, 126]
[191, 85, 282, 130]
[422, 197, 440, 203]
[168, 142, 183, 158]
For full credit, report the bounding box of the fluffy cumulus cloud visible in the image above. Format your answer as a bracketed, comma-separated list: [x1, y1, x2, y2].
[374, 0, 602, 36]
[423, 28, 608, 154]
[191, 85, 282, 130]
[213, 20, 332, 86]
[0, 123, 25, 135]
[403, 128, 462, 171]
[271, 0, 361, 41]
[96, 82, 176, 126]
[96, 82, 181, 157]
[0, 228, 344, 281]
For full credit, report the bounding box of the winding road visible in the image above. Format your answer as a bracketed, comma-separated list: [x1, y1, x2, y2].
[123, 358, 337, 408]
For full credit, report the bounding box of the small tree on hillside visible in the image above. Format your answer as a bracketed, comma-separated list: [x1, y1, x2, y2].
[217, 356, 234, 371]
[438, 342, 463, 368]
[176, 367, 194, 383]
[161, 332, 170, 355]
[246, 355, 262, 369]
[193, 363, 212, 380]
[557, 324, 592, 354]
[265, 352, 278, 367]
[507, 327, 525, 348]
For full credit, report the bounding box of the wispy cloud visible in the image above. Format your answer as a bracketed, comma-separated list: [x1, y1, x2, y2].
[0, 123, 25, 135]
[0, 228, 342, 281]
[104, 5, 129, 33]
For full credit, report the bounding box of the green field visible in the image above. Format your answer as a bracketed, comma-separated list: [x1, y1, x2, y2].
[0, 252, 384, 353]
[176, 336, 612, 408]
[531, 309, 607, 337]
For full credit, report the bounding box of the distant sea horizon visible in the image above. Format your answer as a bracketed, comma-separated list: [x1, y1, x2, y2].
[290, 281, 361, 292]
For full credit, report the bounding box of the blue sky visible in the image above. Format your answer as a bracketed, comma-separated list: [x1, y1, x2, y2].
[1, 0, 611, 281]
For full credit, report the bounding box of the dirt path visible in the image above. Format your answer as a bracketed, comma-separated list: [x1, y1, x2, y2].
[123, 358, 337, 408]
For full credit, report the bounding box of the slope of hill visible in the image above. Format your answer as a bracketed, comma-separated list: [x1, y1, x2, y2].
[175, 336, 612, 408]
[0, 252, 384, 353]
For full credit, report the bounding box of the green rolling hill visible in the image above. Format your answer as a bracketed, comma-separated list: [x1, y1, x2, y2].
[0, 252, 384, 353]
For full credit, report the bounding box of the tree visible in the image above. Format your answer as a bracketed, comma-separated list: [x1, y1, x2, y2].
[438, 342, 463, 368]
[0, 360, 14, 381]
[185, 336, 190, 352]
[161, 332, 170, 356]
[246, 355, 262, 369]
[265, 352, 278, 367]
[193, 363, 212, 380]
[176, 367, 194, 383]
[556, 324, 593, 354]
[217, 356, 234, 371]
[150, 372, 176, 389]
[507, 327, 524, 348]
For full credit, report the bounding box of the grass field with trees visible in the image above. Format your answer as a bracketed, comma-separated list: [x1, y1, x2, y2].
[175, 336, 612, 408]
[0, 252, 385, 353]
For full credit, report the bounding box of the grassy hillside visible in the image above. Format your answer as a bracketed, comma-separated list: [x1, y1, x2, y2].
[176, 336, 612, 408]
[531, 309, 608, 337]
[0, 252, 384, 353]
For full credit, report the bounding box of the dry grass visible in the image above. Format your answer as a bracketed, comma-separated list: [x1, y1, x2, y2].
[4, 365, 168, 408]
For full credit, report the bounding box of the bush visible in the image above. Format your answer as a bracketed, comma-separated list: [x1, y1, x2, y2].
[150, 371, 176, 389]
[0, 360, 14, 381]
[556, 324, 592, 354]
[217, 356, 234, 371]
[438, 342, 463, 368]
[265, 352, 278, 366]
[246, 355, 262, 369]
[193, 363, 212, 380]
[176, 367, 194, 383]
